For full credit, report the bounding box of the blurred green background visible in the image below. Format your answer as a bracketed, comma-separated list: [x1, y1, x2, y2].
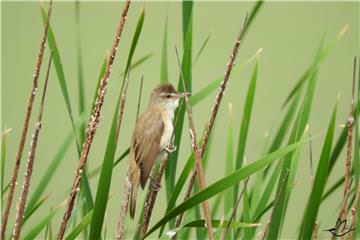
[1, 1, 359, 238]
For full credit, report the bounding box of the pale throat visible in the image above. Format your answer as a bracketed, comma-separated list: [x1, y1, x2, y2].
[160, 99, 179, 148]
[164, 99, 179, 119]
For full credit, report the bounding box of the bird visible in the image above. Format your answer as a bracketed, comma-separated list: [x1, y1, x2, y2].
[128, 83, 187, 219]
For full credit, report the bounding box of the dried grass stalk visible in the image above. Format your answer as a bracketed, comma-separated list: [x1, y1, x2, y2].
[115, 176, 132, 240]
[139, 154, 169, 239]
[175, 13, 249, 229]
[107, 69, 133, 240]
[339, 57, 357, 237]
[350, 181, 360, 240]
[56, 1, 131, 239]
[0, 2, 53, 239]
[116, 74, 144, 240]
[349, 57, 359, 240]
[134, 12, 248, 240]
[13, 54, 53, 240]
[172, 46, 214, 239]
[175, 48, 214, 239]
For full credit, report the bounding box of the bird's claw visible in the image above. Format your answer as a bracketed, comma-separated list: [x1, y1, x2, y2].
[164, 144, 176, 153]
[152, 182, 161, 192]
[149, 176, 161, 192]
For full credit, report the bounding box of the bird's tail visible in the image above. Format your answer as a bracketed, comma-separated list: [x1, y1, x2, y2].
[130, 179, 139, 219]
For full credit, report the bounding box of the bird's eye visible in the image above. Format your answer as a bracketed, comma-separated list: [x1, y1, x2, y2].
[166, 94, 171, 98]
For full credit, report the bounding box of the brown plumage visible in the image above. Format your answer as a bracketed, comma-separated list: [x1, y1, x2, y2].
[128, 83, 181, 219]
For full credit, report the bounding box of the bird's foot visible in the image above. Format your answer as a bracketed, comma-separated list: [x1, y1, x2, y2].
[164, 144, 177, 153]
[149, 176, 161, 192]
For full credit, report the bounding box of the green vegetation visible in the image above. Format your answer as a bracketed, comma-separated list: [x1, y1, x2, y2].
[1, 1, 358, 239]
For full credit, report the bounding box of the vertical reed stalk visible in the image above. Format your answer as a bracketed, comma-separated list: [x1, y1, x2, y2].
[339, 57, 357, 239]
[115, 176, 131, 240]
[56, 1, 131, 239]
[115, 74, 144, 240]
[139, 154, 169, 239]
[173, 46, 213, 239]
[107, 69, 132, 239]
[350, 181, 360, 240]
[13, 54, 53, 240]
[0, 2, 53, 239]
[175, 13, 249, 229]
[349, 57, 359, 240]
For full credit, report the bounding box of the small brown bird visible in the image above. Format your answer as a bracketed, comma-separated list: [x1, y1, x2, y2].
[128, 83, 187, 218]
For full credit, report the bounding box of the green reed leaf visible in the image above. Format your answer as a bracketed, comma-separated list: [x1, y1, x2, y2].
[299, 102, 337, 239]
[89, 7, 145, 240]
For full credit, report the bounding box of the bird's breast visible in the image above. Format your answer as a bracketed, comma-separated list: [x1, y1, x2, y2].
[160, 110, 174, 148]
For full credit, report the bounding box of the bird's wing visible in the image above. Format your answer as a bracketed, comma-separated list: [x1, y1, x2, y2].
[132, 108, 164, 189]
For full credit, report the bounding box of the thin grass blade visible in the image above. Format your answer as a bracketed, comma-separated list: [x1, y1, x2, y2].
[165, 1, 193, 208]
[146, 136, 313, 238]
[118, 53, 154, 78]
[189, 78, 221, 107]
[40, 4, 81, 155]
[281, 32, 325, 108]
[25, 133, 73, 217]
[299, 103, 337, 239]
[189, 51, 259, 108]
[253, 161, 281, 221]
[283, 26, 347, 108]
[75, 1, 86, 143]
[193, 32, 212, 65]
[224, 103, 234, 214]
[211, 193, 223, 217]
[165, 219, 260, 237]
[268, 71, 317, 239]
[1, 183, 10, 197]
[160, 13, 168, 84]
[44, 207, 53, 240]
[242, 1, 264, 41]
[160, 12, 173, 203]
[249, 91, 301, 232]
[23, 193, 51, 224]
[40, 5, 93, 209]
[25, 107, 90, 218]
[89, 7, 145, 240]
[66, 210, 92, 240]
[242, 189, 252, 239]
[234, 60, 258, 203]
[22, 203, 63, 240]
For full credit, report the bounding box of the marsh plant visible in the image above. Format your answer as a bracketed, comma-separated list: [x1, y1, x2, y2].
[1, 1, 359, 240]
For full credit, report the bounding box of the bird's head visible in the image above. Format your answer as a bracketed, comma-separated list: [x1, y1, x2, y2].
[149, 83, 189, 110]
